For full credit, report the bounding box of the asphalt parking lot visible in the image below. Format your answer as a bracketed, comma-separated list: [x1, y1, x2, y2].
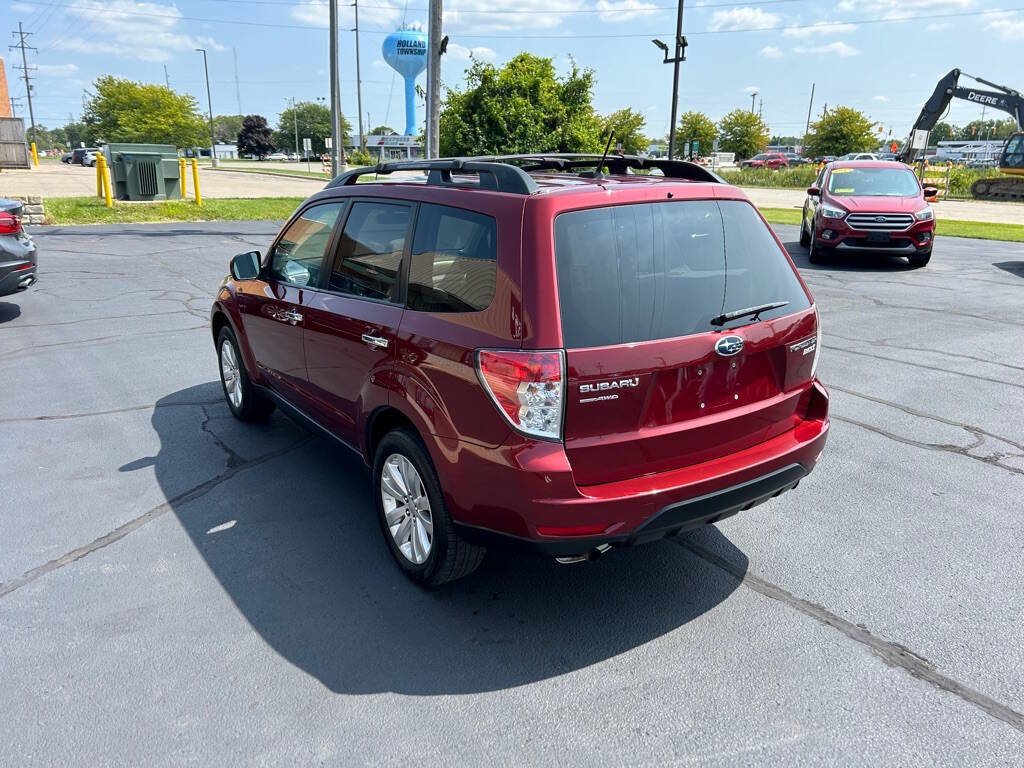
[1, 221, 1023, 765]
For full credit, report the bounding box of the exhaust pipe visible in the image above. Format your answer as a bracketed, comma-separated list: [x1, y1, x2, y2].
[17, 274, 35, 289]
[555, 544, 612, 565]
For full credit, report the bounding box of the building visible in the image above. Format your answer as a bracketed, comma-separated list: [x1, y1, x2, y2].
[0, 58, 11, 118]
[351, 133, 423, 161]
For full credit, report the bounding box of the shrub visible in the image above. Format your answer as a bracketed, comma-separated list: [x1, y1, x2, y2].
[347, 149, 374, 166]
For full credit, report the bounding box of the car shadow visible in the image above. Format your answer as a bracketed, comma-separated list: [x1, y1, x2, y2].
[143, 383, 749, 695]
[781, 241, 915, 272]
[993, 261, 1024, 278]
[0, 301, 21, 323]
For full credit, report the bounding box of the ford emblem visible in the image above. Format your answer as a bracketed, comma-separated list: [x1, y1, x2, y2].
[715, 335, 744, 356]
[875, 216, 887, 223]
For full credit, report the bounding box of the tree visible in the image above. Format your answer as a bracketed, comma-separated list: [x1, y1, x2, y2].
[370, 125, 397, 136]
[929, 122, 956, 143]
[716, 109, 769, 160]
[600, 108, 647, 155]
[958, 118, 1017, 141]
[237, 115, 275, 159]
[677, 111, 717, 157]
[81, 76, 207, 148]
[769, 134, 802, 146]
[439, 53, 602, 156]
[213, 115, 244, 145]
[803, 106, 877, 157]
[274, 101, 349, 155]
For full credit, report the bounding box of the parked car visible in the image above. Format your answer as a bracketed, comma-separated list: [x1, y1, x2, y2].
[210, 155, 829, 585]
[966, 158, 999, 168]
[69, 148, 99, 165]
[0, 199, 38, 297]
[82, 150, 99, 167]
[876, 152, 897, 161]
[785, 153, 811, 166]
[265, 152, 288, 161]
[742, 152, 789, 169]
[800, 160, 936, 267]
[60, 151, 73, 163]
[814, 156, 838, 164]
[839, 152, 879, 161]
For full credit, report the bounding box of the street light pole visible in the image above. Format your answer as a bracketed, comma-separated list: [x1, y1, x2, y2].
[329, 0, 342, 175]
[196, 48, 219, 168]
[289, 97, 299, 158]
[353, 0, 365, 152]
[750, 91, 757, 114]
[651, 0, 686, 160]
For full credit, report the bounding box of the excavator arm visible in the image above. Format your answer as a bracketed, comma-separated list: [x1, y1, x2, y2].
[897, 69, 1024, 163]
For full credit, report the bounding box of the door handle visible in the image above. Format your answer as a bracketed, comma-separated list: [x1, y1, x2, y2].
[361, 333, 389, 349]
[273, 309, 303, 324]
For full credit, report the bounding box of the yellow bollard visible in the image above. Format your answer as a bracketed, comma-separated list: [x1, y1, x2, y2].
[179, 157, 187, 199]
[99, 154, 113, 208]
[30, 142, 38, 167]
[96, 155, 104, 198]
[190, 157, 202, 207]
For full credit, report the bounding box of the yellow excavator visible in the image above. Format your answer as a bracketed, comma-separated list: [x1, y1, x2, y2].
[897, 69, 1024, 201]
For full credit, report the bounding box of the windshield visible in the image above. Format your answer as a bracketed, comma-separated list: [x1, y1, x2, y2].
[827, 167, 921, 197]
[751, 154, 767, 161]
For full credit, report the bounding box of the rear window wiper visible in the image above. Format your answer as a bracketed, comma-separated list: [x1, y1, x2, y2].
[710, 301, 789, 327]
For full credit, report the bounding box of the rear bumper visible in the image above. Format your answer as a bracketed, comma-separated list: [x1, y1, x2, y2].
[439, 380, 830, 557]
[0, 258, 37, 297]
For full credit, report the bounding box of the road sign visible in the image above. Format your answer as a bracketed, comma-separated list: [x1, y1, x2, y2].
[325, 137, 332, 149]
[712, 138, 720, 152]
[911, 129, 928, 150]
[302, 137, 312, 152]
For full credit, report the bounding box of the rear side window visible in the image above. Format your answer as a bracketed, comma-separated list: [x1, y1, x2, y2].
[329, 201, 411, 301]
[407, 203, 497, 313]
[554, 199, 809, 348]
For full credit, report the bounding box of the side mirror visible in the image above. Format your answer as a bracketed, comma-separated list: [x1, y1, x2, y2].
[806, 186, 821, 197]
[230, 251, 261, 280]
[923, 186, 939, 198]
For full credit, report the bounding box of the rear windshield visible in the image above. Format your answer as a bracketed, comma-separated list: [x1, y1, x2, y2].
[553, 199, 810, 348]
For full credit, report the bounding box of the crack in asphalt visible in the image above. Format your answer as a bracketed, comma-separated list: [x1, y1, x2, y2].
[0, 399, 222, 424]
[0, 436, 309, 600]
[0, 309, 190, 330]
[679, 539, 1024, 736]
[824, 344, 1024, 390]
[832, 415, 1024, 478]
[826, 332, 1024, 374]
[0, 324, 208, 360]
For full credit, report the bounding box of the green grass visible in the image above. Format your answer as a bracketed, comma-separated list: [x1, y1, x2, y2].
[44, 196, 304, 225]
[211, 165, 330, 180]
[757, 207, 1024, 243]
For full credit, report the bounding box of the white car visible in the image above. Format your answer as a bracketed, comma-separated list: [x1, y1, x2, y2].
[265, 152, 287, 161]
[839, 152, 879, 161]
[82, 150, 99, 167]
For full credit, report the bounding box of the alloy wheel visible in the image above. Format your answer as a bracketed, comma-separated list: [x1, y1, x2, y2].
[380, 453, 433, 565]
[220, 338, 243, 410]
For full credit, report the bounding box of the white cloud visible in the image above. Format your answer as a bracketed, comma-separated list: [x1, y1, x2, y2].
[742, 85, 759, 94]
[873, 95, 889, 102]
[792, 41, 860, 57]
[292, 0, 403, 29]
[595, 0, 659, 21]
[925, 22, 953, 31]
[759, 46, 783, 59]
[445, 0, 588, 33]
[36, 63, 80, 75]
[836, 0, 972, 19]
[783, 22, 857, 38]
[708, 7, 781, 32]
[446, 43, 497, 62]
[985, 12, 1024, 40]
[10, 2, 34, 11]
[52, 0, 222, 63]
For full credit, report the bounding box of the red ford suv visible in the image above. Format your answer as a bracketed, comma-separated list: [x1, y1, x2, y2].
[801, 160, 937, 267]
[211, 155, 829, 585]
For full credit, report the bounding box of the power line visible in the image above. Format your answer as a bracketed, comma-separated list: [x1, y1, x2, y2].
[9, 21, 38, 144]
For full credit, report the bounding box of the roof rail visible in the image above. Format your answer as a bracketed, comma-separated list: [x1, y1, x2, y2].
[324, 153, 723, 194]
[326, 158, 539, 195]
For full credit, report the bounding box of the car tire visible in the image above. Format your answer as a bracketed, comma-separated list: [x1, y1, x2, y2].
[808, 228, 827, 264]
[908, 248, 932, 268]
[374, 428, 485, 587]
[216, 326, 275, 422]
[799, 213, 811, 247]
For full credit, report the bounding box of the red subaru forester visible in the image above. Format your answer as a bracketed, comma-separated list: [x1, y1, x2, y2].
[210, 155, 829, 586]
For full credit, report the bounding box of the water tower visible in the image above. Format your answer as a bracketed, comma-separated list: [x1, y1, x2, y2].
[382, 26, 428, 137]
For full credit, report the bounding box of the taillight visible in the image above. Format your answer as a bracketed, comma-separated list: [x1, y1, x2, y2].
[811, 306, 822, 378]
[476, 349, 565, 440]
[0, 211, 21, 235]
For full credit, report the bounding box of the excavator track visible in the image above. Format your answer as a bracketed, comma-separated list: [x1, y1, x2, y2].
[970, 176, 1024, 202]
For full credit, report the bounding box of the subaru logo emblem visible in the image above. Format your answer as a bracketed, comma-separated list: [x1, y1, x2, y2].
[715, 335, 744, 357]
[875, 216, 887, 223]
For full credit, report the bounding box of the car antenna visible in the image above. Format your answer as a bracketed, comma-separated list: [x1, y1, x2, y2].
[582, 131, 615, 178]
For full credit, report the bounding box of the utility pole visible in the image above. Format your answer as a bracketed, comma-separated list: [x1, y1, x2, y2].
[233, 48, 242, 115]
[802, 82, 815, 151]
[10, 21, 37, 145]
[195, 48, 219, 168]
[749, 91, 757, 113]
[426, 0, 443, 158]
[9, 96, 20, 117]
[288, 97, 299, 157]
[353, 0, 365, 151]
[758, 95, 763, 120]
[164, 64, 170, 88]
[329, 0, 342, 174]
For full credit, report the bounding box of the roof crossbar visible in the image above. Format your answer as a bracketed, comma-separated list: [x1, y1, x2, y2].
[325, 153, 724, 194]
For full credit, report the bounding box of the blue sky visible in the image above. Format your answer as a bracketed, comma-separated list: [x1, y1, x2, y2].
[3, 0, 1023, 142]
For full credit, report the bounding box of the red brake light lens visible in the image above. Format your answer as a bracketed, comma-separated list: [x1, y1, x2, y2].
[476, 349, 564, 440]
[0, 212, 21, 235]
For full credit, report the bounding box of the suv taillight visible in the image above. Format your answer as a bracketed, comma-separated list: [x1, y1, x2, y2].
[476, 349, 565, 441]
[0, 212, 22, 235]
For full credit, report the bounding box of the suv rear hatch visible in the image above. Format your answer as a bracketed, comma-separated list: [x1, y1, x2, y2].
[554, 198, 817, 487]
